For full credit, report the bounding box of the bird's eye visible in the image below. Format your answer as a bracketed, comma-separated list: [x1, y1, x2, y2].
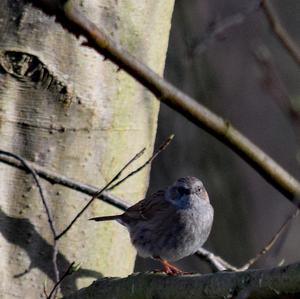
[198, 187, 209, 201]
[177, 187, 190, 196]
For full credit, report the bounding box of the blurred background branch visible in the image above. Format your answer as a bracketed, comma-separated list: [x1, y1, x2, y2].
[261, 0, 300, 66]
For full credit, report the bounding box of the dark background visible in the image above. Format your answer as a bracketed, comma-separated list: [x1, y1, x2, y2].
[136, 0, 300, 273]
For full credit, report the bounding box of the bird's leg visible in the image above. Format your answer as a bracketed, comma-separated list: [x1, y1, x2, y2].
[154, 257, 184, 276]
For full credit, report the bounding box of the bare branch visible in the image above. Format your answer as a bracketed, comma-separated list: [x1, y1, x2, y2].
[29, 0, 300, 206]
[55, 148, 145, 240]
[261, 0, 300, 67]
[62, 262, 300, 299]
[0, 151, 129, 211]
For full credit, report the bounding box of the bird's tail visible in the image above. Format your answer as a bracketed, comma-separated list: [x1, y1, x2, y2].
[89, 215, 122, 222]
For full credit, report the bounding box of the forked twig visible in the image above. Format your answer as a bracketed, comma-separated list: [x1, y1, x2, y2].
[108, 134, 174, 191]
[55, 148, 145, 240]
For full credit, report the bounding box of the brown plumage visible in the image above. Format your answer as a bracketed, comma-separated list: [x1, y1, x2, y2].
[90, 190, 170, 222]
[89, 177, 214, 275]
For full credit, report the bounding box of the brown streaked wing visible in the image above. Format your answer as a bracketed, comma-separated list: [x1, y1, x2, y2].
[123, 190, 169, 220]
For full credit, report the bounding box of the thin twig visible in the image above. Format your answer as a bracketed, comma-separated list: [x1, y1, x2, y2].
[29, 0, 300, 206]
[0, 151, 60, 286]
[191, 0, 262, 57]
[261, 0, 300, 67]
[47, 262, 76, 299]
[108, 134, 174, 191]
[55, 148, 145, 240]
[238, 208, 299, 271]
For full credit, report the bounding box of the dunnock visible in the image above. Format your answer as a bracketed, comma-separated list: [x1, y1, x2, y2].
[90, 176, 214, 275]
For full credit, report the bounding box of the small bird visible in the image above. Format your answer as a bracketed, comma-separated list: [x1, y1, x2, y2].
[90, 176, 214, 275]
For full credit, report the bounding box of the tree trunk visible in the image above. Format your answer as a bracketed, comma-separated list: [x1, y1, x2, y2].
[0, 0, 174, 297]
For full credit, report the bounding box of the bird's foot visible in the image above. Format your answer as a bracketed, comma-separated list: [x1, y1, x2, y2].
[154, 258, 189, 276]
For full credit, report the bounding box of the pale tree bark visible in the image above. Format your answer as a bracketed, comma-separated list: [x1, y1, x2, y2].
[0, 0, 174, 297]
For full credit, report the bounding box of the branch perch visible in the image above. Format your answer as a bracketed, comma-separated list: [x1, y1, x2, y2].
[30, 0, 300, 206]
[63, 262, 300, 299]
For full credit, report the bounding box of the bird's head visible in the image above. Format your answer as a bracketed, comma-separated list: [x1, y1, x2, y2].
[166, 176, 209, 208]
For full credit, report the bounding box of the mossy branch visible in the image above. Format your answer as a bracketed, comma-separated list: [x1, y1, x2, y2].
[63, 262, 300, 299]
